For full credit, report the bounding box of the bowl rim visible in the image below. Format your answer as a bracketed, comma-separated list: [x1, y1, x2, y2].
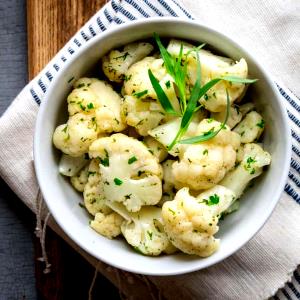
[34, 17, 291, 275]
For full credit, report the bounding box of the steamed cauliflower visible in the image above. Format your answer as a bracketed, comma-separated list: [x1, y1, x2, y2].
[54, 37, 271, 259]
[83, 159, 111, 216]
[90, 211, 124, 239]
[211, 102, 255, 129]
[53, 78, 126, 156]
[70, 164, 89, 192]
[148, 109, 207, 157]
[143, 136, 168, 162]
[160, 160, 178, 205]
[162, 186, 235, 257]
[89, 134, 163, 212]
[123, 56, 180, 110]
[58, 154, 89, 176]
[220, 143, 271, 198]
[121, 95, 165, 136]
[102, 42, 154, 83]
[121, 56, 180, 134]
[108, 202, 176, 255]
[172, 119, 241, 190]
[234, 111, 264, 143]
[167, 39, 248, 112]
[53, 113, 99, 157]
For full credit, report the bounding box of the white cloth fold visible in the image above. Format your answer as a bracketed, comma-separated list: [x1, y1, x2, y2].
[0, 1, 299, 299]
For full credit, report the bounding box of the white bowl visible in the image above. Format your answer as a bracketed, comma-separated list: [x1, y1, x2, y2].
[34, 18, 291, 275]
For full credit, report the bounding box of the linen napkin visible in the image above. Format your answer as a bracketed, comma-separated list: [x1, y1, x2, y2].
[1, 0, 300, 299]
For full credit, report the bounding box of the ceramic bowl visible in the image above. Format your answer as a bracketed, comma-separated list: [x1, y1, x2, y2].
[34, 17, 291, 275]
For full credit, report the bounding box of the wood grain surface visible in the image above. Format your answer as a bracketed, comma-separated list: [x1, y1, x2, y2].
[27, 1, 119, 299]
[27, 0, 107, 79]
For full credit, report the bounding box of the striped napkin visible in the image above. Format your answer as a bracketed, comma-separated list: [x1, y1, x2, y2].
[0, 0, 300, 299]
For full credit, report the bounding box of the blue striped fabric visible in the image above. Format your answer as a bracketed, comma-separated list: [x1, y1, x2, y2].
[27, 1, 300, 299]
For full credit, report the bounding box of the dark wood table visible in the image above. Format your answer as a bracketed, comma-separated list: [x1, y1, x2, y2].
[0, 1, 120, 298]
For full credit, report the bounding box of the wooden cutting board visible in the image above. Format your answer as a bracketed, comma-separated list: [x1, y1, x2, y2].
[27, 0, 106, 79]
[26, 1, 120, 299]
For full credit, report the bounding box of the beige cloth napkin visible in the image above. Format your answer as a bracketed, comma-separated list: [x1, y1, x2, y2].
[0, 1, 300, 299]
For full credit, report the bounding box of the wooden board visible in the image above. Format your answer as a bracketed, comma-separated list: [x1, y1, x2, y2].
[27, 0, 106, 79]
[26, 1, 120, 299]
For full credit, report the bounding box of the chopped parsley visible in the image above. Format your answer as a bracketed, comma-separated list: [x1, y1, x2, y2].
[124, 194, 132, 200]
[114, 178, 123, 185]
[133, 89, 148, 98]
[165, 80, 171, 89]
[67, 76, 74, 83]
[137, 170, 145, 177]
[128, 156, 138, 164]
[114, 51, 130, 61]
[62, 125, 68, 133]
[99, 149, 109, 167]
[88, 171, 96, 176]
[87, 103, 94, 109]
[124, 74, 132, 82]
[207, 118, 214, 123]
[77, 83, 85, 88]
[168, 208, 176, 215]
[256, 119, 265, 128]
[147, 231, 153, 240]
[203, 149, 209, 155]
[202, 194, 220, 206]
[133, 246, 144, 255]
[78, 202, 85, 208]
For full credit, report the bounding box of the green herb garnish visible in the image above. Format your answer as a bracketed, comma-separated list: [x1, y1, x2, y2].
[147, 231, 153, 240]
[62, 125, 68, 133]
[203, 149, 208, 155]
[99, 149, 109, 167]
[179, 89, 230, 144]
[133, 89, 148, 98]
[114, 178, 123, 185]
[87, 103, 94, 109]
[128, 156, 138, 164]
[168, 208, 176, 215]
[149, 33, 257, 150]
[203, 194, 220, 206]
[148, 69, 178, 116]
[256, 119, 265, 128]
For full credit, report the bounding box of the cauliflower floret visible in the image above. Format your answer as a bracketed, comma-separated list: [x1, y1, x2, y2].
[121, 95, 165, 136]
[234, 111, 264, 143]
[53, 113, 99, 157]
[211, 105, 242, 129]
[53, 78, 127, 156]
[123, 56, 180, 110]
[220, 143, 271, 198]
[58, 154, 89, 176]
[71, 78, 127, 132]
[239, 102, 255, 116]
[90, 211, 124, 239]
[172, 119, 241, 190]
[211, 102, 255, 129]
[102, 42, 154, 83]
[159, 159, 180, 206]
[89, 134, 163, 212]
[70, 164, 89, 192]
[108, 202, 176, 256]
[167, 39, 248, 112]
[143, 136, 168, 162]
[162, 185, 235, 257]
[83, 159, 112, 216]
[148, 109, 207, 157]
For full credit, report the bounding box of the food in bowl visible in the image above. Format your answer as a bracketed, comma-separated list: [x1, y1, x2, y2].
[52, 33, 271, 257]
